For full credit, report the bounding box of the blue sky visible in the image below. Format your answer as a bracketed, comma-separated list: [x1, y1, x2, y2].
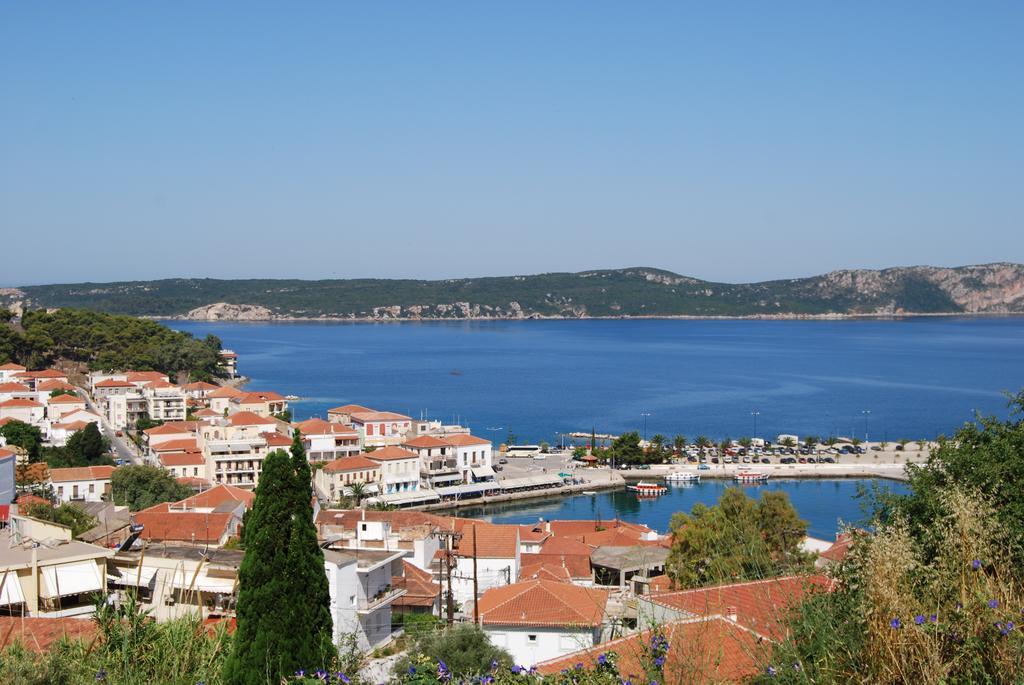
[2, 3, 1021, 285]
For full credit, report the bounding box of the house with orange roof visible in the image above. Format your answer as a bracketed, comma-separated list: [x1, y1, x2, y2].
[230, 390, 288, 418]
[443, 433, 495, 483]
[196, 414, 286, 489]
[519, 560, 572, 583]
[294, 417, 361, 461]
[134, 502, 242, 547]
[315, 455, 381, 502]
[402, 435, 462, 488]
[349, 410, 413, 448]
[392, 559, 440, 617]
[525, 536, 596, 581]
[155, 443, 204, 480]
[44, 392, 86, 420]
[207, 385, 246, 415]
[182, 380, 219, 404]
[143, 420, 203, 453]
[636, 574, 834, 643]
[141, 381, 186, 423]
[448, 521, 521, 605]
[536, 615, 764, 684]
[326, 404, 376, 424]
[0, 397, 44, 426]
[477, 578, 609, 667]
[0, 362, 27, 384]
[48, 418, 97, 448]
[219, 349, 238, 377]
[14, 369, 69, 391]
[47, 465, 116, 503]
[364, 446, 421, 495]
[315, 509, 448, 572]
[0, 381, 35, 403]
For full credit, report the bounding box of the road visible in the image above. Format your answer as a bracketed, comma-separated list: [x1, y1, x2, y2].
[77, 386, 144, 465]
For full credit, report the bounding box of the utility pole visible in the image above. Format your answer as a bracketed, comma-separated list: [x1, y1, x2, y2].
[751, 410, 760, 440]
[862, 410, 871, 443]
[641, 411, 651, 443]
[472, 524, 479, 625]
[435, 528, 462, 626]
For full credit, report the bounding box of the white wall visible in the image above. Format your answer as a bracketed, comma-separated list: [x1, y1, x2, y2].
[484, 626, 599, 668]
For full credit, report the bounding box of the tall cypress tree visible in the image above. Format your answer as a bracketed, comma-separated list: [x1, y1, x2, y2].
[223, 432, 335, 685]
[283, 429, 334, 670]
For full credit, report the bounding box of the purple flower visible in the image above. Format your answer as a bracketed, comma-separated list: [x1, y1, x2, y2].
[989, 599, 999, 609]
[295, 671, 305, 679]
[914, 615, 925, 625]
[96, 671, 107, 682]
[408, 666, 416, 675]
[598, 653, 608, 665]
[490, 660, 498, 672]
[482, 677, 494, 685]
[972, 559, 982, 570]
[511, 665, 522, 674]
[654, 656, 666, 667]
[575, 662, 584, 670]
[766, 666, 778, 677]
[929, 614, 937, 623]
[314, 670, 327, 681]
[890, 617, 901, 629]
[339, 675, 350, 684]
[792, 663, 802, 671]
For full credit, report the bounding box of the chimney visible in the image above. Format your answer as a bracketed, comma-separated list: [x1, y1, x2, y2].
[725, 606, 738, 622]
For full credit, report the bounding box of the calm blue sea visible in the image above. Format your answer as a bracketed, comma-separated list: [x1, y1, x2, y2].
[461, 479, 907, 539]
[172, 317, 1024, 445]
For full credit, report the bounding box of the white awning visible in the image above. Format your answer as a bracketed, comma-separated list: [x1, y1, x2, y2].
[111, 565, 159, 587]
[499, 475, 564, 491]
[171, 574, 237, 595]
[435, 483, 495, 497]
[1, 573, 25, 606]
[375, 490, 440, 506]
[42, 561, 103, 598]
[471, 465, 497, 479]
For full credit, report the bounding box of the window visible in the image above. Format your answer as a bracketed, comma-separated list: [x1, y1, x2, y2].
[89, 483, 95, 494]
[527, 634, 537, 643]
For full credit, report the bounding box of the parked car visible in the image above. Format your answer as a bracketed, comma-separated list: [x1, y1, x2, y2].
[822, 456, 836, 463]
[698, 463, 711, 470]
[760, 457, 772, 464]
[493, 464, 503, 471]
[637, 464, 651, 470]
[498, 457, 508, 464]
[780, 457, 796, 464]
[742, 456, 751, 463]
[686, 456, 697, 463]
[711, 457, 719, 464]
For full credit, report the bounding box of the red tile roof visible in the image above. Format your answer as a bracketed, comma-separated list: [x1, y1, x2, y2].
[262, 431, 294, 448]
[402, 435, 451, 449]
[193, 408, 220, 417]
[51, 420, 91, 431]
[125, 371, 168, 383]
[519, 561, 572, 583]
[394, 560, 440, 608]
[16, 493, 52, 509]
[48, 465, 116, 483]
[176, 483, 255, 510]
[152, 439, 200, 454]
[145, 421, 202, 436]
[0, 398, 42, 408]
[143, 380, 178, 390]
[183, 381, 219, 391]
[16, 369, 67, 379]
[209, 386, 246, 398]
[327, 404, 375, 415]
[443, 433, 491, 447]
[0, 382, 31, 392]
[0, 617, 100, 652]
[37, 380, 76, 392]
[134, 509, 236, 543]
[536, 616, 763, 683]
[350, 411, 412, 422]
[236, 391, 286, 403]
[323, 456, 381, 473]
[159, 451, 205, 466]
[0, 363, 27, 371]
[548, 519, 653, 537]
[455, 522, 519, 559]
[478, 579, 607, 628]
[228, 411, 276, 426]
[364, 446, 418, 462]
[94, 379, 135, 388]
[517, 525, 552, 544]
[819, 533, 857, 563]
[47, 394, 84, 404]
[646, 575, 834, 641]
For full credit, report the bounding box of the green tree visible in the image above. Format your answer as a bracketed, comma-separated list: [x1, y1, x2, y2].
[24, 503, 97, 537]
[48, 388, 76, 398]
[393, 624, 512, 679]
[348, 481, 368, 507]
[111, 465, 192, 511]
[667, 488, 810, 588]
[672, 434, 686, 453]
[66, 422, 105, 464]
[0, 420, 42, 462]
[223, 432, 333, 684]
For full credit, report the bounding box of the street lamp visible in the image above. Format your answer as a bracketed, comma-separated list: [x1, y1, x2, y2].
[751, 410, 760, 440]
[486, 426, 504, 445]
[641, 412, 651, 443]
[861, 410, 871, 443]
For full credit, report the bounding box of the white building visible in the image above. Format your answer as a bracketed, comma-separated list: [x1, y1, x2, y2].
[350, 411, 413, 448]
[48, 465, 116, 503]
[449, 521, 520, 605]
[444, 434, 495, 482]
[0, 398, 44, 426]
[364, 446, 421, 495]
[294, 418, 361, 461]
[478, 579, 609, 668]
[323, 548, 407, 651]
[0, 363, 27, 384]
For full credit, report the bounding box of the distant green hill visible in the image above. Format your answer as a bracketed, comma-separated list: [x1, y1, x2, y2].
[5, 263, 1024, 320]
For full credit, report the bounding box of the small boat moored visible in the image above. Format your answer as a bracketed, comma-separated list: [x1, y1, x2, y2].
[628, 481, 668, 496]
[734, 471, 770, 483]
[665, 472, 701, 483]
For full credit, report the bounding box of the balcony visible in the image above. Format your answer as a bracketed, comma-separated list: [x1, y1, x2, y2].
[424, 460, 458, 475]
[356, 582, 408, 613]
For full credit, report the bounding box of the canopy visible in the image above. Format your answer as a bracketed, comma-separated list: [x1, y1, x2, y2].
[111, 565, 158, 587]
[376, 490, 441, 506]
[435, 483, 495, 497]
[171, 573, 237, 595]
[0, 572, 25, 606]
[41, 561, 103, 598]
[470, 465, 497, 480]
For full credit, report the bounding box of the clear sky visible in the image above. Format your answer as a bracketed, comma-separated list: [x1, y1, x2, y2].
[2, 3, 1022, 286]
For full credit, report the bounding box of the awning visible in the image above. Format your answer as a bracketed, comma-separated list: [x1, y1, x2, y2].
[171, 573, 237, 595]
[435, 483, 496, 497]
[111, 565, 158, 587]
[41, 561, 103, 598]
[376, 490, 441, 506]
[1, 572, 25, 606]
[428, 473, 463, 484]
[471, 465, 496, 480]
[498, 475, 564, 490]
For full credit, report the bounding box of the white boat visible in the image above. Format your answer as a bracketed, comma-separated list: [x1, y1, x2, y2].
[627, 481, 668, 496]
[734, 471, 770, 483]
[582, 490, 598, 496]
[665, 472, 701, 483]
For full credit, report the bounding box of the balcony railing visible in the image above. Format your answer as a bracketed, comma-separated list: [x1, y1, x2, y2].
[357, 581, 408, 612]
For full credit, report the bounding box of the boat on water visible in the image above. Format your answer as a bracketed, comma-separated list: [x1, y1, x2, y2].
[734, 471, 770, 483]
[582, 490, 598, 496]
[665, 472, 700, 483]
[627, 481, 668, 496]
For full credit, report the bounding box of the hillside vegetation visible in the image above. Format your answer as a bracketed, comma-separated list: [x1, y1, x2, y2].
[4, 263, 1024, 320]
[0, 308, 225, 380]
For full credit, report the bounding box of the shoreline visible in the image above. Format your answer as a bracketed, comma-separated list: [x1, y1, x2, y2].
[416, 464, 908, 514]
[159, 311, 1024, 324]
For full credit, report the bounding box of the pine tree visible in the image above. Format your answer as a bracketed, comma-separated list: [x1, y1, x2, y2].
[283, 429, 334, 671]
[222, 450, 299, 685]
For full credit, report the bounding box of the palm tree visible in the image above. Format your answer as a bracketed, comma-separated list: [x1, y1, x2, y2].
[673, 435, 686, 454]
[650, 434, 666, 452]
[695, 435, 711, 454]
[348, 482, 368, 508]
[780, 436, 797, 448]
[916, 439, 928, 453]
[802, 435, 819, 450]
